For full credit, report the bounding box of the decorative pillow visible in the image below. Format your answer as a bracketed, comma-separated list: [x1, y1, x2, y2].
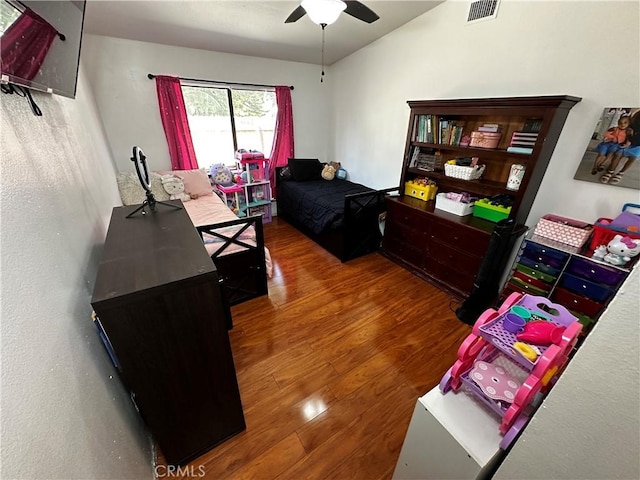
[288, 158, 323, 182]
[116, 171, 170, 206]
[321, 164, 335, 181]
[209, 163, 234, 187]
[157, 168, 212, 197]
[279, 166, 291, 181]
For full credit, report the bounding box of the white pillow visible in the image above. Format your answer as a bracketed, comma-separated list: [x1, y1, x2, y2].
[116, 171, 170, 205]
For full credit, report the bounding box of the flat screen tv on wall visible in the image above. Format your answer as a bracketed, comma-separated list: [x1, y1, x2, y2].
[0, 0, 86, 99]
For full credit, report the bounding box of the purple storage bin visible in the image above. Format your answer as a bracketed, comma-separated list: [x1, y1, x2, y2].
[566, 257, 626, 286]
[522, 241, 569, 268]
[560, 273, 615, 303]
[609, 204, 640, 231]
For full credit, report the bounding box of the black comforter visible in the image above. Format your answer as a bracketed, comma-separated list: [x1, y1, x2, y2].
[278, 179, 375, 235]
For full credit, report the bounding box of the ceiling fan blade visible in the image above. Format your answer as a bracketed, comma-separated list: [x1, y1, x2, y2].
[285, 5, 307, 23]
[344, 1, 380, 23]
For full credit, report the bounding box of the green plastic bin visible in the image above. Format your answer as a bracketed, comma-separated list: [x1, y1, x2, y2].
[473, 198, 512, 223]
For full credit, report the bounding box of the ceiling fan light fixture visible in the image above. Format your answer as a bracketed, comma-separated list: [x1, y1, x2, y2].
[301, 0, 346, 26]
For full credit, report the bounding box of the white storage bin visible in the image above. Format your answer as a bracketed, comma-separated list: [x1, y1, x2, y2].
[435, 193, 474, 216]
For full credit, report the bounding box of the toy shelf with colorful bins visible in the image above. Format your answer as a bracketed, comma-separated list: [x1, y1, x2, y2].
[501, 230, 637, 335]
[235, 156, 272, 223]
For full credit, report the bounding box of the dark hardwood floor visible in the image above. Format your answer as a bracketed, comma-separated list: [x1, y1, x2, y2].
[162, 217, 471, 479]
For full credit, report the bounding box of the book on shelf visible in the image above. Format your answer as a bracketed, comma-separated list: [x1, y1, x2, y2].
[507, 146, 534, 154]
[477, 124, 501, 133]
[409, 145, 420, 167]
[510, 131, 538, 148]
[409, 145, 442, 171]
[522, 119, 543, 133]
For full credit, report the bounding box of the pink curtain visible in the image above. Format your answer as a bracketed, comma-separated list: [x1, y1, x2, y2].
[1, 7, 57, 81]
[268, 86, 295, 195]
[154, 75, 199, 170]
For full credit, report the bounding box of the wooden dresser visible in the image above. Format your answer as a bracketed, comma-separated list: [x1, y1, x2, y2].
[384, 195, 491, 296]
[91, 202, 245, 465]
[382, 96, 581, 299]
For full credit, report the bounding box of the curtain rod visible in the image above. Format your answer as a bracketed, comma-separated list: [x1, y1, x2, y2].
[13, 0, 65, 40]
[147, 74, 293, 90]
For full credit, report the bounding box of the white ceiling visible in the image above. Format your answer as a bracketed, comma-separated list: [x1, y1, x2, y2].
[83, 1, 442, 65]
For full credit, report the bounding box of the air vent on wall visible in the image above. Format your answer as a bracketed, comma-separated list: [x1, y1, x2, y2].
[467, 0, 500, 23]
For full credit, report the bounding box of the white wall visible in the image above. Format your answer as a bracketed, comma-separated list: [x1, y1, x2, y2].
[330, 1, 640, 223]
[330, 2, 640, 479]
[0, 65, 153, 479]
[495, 267, 640, 480]
[81, 34, 331, 173]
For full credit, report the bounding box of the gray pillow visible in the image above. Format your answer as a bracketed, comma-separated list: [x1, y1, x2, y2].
[116, 171, 170, 205]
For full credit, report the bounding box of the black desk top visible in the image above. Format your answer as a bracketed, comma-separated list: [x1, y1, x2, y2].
[92, 201, 215, 304]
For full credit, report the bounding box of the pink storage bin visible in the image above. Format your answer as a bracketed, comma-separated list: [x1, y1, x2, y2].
[469, 131, 501, 149]
[534, 214, 593, 248]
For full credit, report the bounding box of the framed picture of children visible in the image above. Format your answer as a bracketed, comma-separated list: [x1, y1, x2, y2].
[573, 107, 640, 190]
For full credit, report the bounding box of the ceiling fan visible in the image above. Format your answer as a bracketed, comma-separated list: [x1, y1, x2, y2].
[285, 0, 380, 26]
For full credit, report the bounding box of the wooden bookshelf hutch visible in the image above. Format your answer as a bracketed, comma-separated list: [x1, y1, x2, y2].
[381, 95, 581, 299]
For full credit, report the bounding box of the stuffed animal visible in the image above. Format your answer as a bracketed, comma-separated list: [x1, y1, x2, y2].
[210, 163, 234, 187]
[597, 234, 640, 266]
[161, 175, 191, 202]
[321, 164, 336, 180]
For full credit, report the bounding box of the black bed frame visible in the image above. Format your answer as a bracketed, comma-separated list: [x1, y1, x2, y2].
[196, 215, 268, 308]
[276, 167, 398, 262]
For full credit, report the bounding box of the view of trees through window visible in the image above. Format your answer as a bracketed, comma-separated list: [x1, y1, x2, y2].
[182, 85, 277, 167]
[0, 2, 21, 33]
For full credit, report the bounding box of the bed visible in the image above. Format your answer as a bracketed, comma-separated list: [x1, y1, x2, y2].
[183, 194, 272, 306]
[276, 159, 397, 262]
[116, 169, 271, 307]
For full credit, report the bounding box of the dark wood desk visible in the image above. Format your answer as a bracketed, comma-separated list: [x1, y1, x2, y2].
[92, 202, 245, 465]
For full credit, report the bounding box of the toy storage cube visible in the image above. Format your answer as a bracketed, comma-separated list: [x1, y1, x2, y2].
[215, 184, 243, 214]
[248, 204, 272, 223]
[240, 159, 266, 182]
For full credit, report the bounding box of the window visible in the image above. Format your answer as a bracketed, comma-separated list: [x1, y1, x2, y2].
[182, 85, 277, 167]
[0, 2, 21, 32]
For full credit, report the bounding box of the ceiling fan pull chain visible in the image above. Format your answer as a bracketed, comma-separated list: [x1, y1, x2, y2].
[320, 24, 326, 83]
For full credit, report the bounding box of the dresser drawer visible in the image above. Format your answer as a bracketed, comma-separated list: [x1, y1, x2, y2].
[386, 200, 430, 231]
[566, 257, 626, 286]
[560, 273, 616, 303]
[521, 241, 570, 268]
[430, 238, 483, 275]
[429, 257, 476, 294]
[514, 263, 557, 284]
[386, 219, 428, 247]
[384, 236, 427, 269]
[517, 255, 561, 277]
[512, 270, 552, 293]
[429, 219, 490, 255]
[551, 287, 605, 318]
